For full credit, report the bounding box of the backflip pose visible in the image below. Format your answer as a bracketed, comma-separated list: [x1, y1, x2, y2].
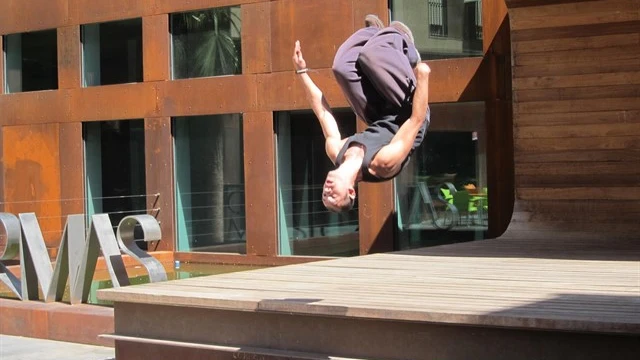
[292, 15, 431, 212]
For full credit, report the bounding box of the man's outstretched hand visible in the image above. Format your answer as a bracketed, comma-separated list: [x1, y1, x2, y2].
[292, 40, 307, 71]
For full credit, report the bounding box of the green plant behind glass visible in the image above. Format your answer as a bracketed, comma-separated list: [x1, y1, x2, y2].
[173, 8, 241, 79]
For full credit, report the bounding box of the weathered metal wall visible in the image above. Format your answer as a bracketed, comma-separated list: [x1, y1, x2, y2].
[0, 0, 513, 261]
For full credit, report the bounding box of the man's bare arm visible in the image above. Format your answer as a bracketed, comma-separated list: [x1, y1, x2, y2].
[293, 41, 345, 163]
[369, 62, 431, 178]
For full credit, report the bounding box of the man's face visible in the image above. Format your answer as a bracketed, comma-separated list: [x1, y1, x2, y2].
[322, 170, 355, 212]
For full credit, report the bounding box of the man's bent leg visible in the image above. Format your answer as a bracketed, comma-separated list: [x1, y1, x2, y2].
[332, 26, 379, 122]
[357, 27, 418, 110]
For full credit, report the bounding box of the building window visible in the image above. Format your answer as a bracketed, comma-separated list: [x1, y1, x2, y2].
[3, 29, 58, 93]
[390, 0, 483, 59]
[171, 7, 242, 79]
[82, 18, 143, 87]
[83, 120, 148, 228]
[395, 102, 487, 250]
[173, 115, 245, 253]
[276, 111, 359, 257]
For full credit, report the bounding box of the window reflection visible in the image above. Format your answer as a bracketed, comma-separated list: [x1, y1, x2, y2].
[83, 120, 147, 228]
[82, 18, 143, 86]
[276, 111, 359, 257]
[395, 102, 487, 250]
[173, 115, 246, 253]
[3, 29, 58, 93]
[171, 7, 242, 79]
[390, 0, 483, 59]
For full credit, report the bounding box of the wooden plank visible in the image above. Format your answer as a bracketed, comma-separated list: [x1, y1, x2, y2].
[515, 98, 640, 115]
[506, 0, 596, 8]
[515, 110, 639, 127]
[515, 149, 640, 163]
[144, 117, 175, 252]
[515, 123, 640, 138]
[143, 15, 170, 82]
[515, 84, 640, 103]
[513, 33, 640, 54]
[243, 112, 277, 256]
[514, 46, 640, 67]
[513, 57, 640, 78]
[509, 0, 639, 31]
[515, 136, 640, 151]
[58, 123, 84, 217]
[0, 127, 4, 212]
[511, 20, 640, 42]
[174, 252, 332, 266]
[514, 72, 640, 91]
[517, 187, 640, 201]
[242, 2, 272, 74]
[57, 26, 81, 89]
[516, 173, 640, 187]
[515, 162, 640, 176]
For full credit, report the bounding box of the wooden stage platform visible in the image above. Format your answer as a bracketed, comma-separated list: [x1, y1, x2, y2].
[99, 237, 640, 360]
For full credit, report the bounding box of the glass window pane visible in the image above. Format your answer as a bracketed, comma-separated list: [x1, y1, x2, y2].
[390, 0, 483, 59]
[276, 111, 359, 257]
[395, 102, 487, 250]
[82, 18, 143, 86]
[3, 29, 58, 93]
[171, 7, 242, 79]
[83, 120, 147, 228]
[173, 114, 246, 253]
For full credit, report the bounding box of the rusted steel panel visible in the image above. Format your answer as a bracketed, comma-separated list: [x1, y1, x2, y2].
[243, 112, 277, 256]
[153, 0, 265, 16]
[355, 118, 394, 254]
[144, 117, 175, 252]
[256, 69, 348, 112]
[270, 0, 355, 73]
[242, 2, 272, 74]
[3, 124, 63, 246]
[429, 57, 487, 103]
[0, 90, 72, 126]
[483, 0, 509, 54]
[57, 26, 81, 89]
[157, 76, 257, 117]
[68, 0, 151, 25]
[0, 0, 68, 35]
[69, 83, 159, 122]
[143, 15, 170, 82]
[353, 0, 389, 31]
[0, 36, 4, 95]
[58, 123, 84, 218]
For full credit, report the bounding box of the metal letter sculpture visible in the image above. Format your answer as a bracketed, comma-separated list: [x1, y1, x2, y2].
[0, 212, 168, 304]
[0, 213, 22, 299]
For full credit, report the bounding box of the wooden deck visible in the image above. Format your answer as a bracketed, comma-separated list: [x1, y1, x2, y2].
[99, 237, 640, 360]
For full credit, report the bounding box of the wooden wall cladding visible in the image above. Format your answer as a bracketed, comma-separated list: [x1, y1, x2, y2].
[503, 0, 640, 240]
[2, 124, 63, 248]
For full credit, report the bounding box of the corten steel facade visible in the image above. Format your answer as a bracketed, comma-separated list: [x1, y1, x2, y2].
[0, 0, 514, 265]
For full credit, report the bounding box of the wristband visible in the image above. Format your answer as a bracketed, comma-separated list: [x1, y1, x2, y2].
[295, 68, 309, 74]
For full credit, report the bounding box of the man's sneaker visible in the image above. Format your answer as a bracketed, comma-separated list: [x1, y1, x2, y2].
[390, 20, 415, 44]
[390, 20, 421, 65]
[365, 14, 384, 29]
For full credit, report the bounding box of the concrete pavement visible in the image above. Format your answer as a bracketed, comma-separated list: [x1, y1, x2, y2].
[0, 334, 115, 360]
